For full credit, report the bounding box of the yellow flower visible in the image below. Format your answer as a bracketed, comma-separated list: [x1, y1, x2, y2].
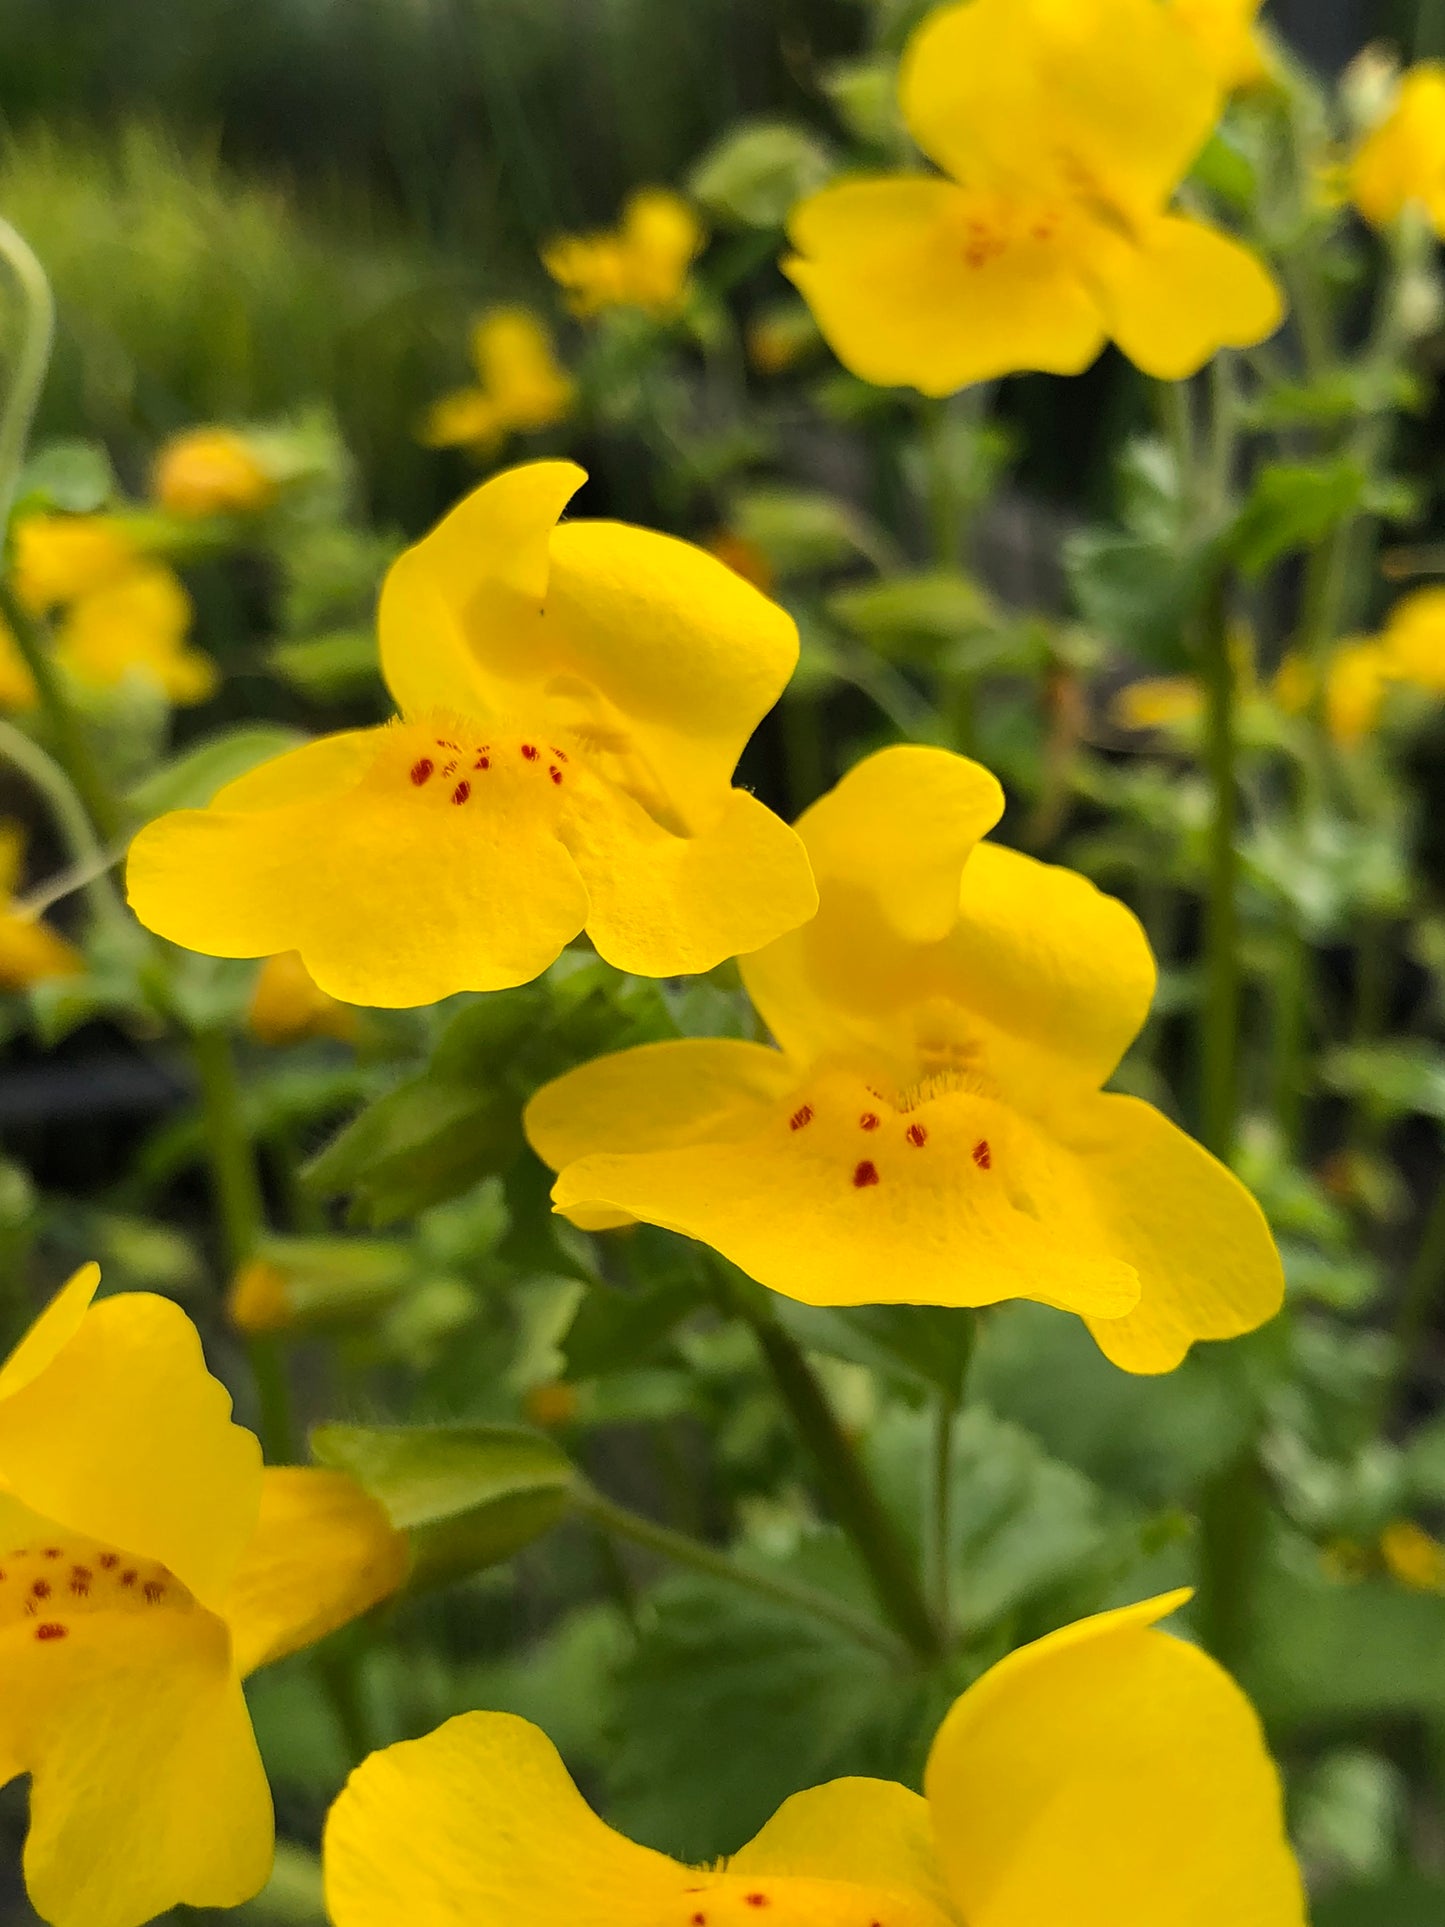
[543, 189, 704, 319]
[0, 611, 38, 710]
[422, 308, 575, 452]
[325, 1590, 1305, 1927]
[11, 516, 138, 615]
[1274, 640, 1395, 746]
[152, 427, 278, 519]
[228, 1257, 294, 1337]
[248, 950, 360, 1046]
[0, 1263, 408, 1927]
[1350, 64, 1445, 234]
[1380, 1519, 1445, 1593]
[1170, 0, 1271, 93]
[53, 563, 217, 706]
[126, 461, 816, 1007]
[528, 747, 1282, 1373]
[1379, 584, 1445, 691]
[783, 0, 1283, 392]
[1110, 675, 1204, 731]
[0, 824, 84, 992]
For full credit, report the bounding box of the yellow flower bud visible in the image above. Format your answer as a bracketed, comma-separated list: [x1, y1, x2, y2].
[153, 427, 278, 519]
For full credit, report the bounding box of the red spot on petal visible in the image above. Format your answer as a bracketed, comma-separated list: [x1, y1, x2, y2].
[521, 743, 540, 761]
[410, 758, 434, 786]
[859, 1112, 880, 1131]
[853, 1160, 880, 1188]
[34, 1623, 67, 1641]
[550, 747, 568, 761]
[143, 1581, 166, 1605]
[906, 1123, 928, 1148]
[474, 754, 490, 770]
[30, 1580, 49, 1599]
[451, 780, 471, 805]
[549, 765, 563, 783]
[119, 1570, 137, 1588]
[98, 1553, 118, 1570]
[69, 1567, 91, 1596]
[789, 1104, 813, 1131]
[746, 1899, 769, 1911]
[691, 1916, 707, 1926]
[440, 759, 457, 779]
[972, 1139, 992, 1170]
[42, 1548, 60, 1560]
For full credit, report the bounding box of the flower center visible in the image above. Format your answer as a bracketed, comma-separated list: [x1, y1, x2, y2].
[375, 717, 578, 812]
[0, 1535, 195, 1645]
[657, 1872, 955, 1927]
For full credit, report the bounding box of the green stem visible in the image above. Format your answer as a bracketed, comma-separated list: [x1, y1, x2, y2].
[725, 1284, 942, 1658]
[920, 393, 976, 756]
[0, 217, 54, 532]
[1195, 1447, 1268, 1671]
[313, 1644, 373, 1767]
[0, 580, 118, 842]
[1270, 917, 1311, 1154]
[1379, 1173, 1445, 1430]
[190, 1025, 296, 1463]
[572, 1483, 908, 1663]
[0, 717, 128, 937]
[1200, 575, 1240, 1160]
[922, 1392, 958, 1628]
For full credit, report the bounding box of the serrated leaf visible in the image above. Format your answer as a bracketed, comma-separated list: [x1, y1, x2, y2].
[1232, 458, 1366, 576]
[311, 1421, 573, 1586]
[126, 725, 308, 819]
[1064, 527, 1212, 669]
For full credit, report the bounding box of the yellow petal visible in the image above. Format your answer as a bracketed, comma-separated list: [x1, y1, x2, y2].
[900, 0, 1220, 221]
[1088, 215, 1284, 380]
[563, 781, 817, 978]
[471, 308, 574, 429]
[619, 188, 705, 314]
[1065, 1093, 1284, 1372]
[324, 1710, 691, 1927]
[377, 460, 586, 719]
[1351, 64, 1445, 233]
[1170, 0, 1271, 91]
[0, 908, 85, 991]
[11, 516, 137, 614]
[526, 1037, 796, 1229]
[1383, 586, 1445, 691]
[730, 1778, 953, 1920]
[127, 723, 591, 1005]
[419, 387, 504, 449]
[55, 564, 218, 707]
[1, 1602, 271, 1927]
[0, 1265, 100, 1402]
[924, 1592, 1305, 1927]
[224, 1467, 409, 1676]
[785, 178, 1106, 394]
[153, 427, 277, 518]
[0, 1293, 262, 1611]
[247, 950, 359, 1046]
[213, 729, 381, 810]
[551, 1062, 1140, 1317]
[0, 615, 39, 710]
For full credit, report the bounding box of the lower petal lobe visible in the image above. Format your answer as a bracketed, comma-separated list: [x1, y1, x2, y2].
[1088, 214, 1284, 380]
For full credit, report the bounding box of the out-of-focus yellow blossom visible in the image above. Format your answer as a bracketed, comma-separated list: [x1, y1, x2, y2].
[0, 612, 38, 710]
[11, 516, 138, 615]
[1170, 0, 1271, 92]
[783, 0, 1283, 393]
[326, 1590, 1305, 1927]
[0, 825, 83, 993]
[543, 189, 704, 319]
[746, 304, 819, 375]
[127, 461, 816, 1007]
[1350, 64, 1445, 233]
[248, 951, 359, 1047]
[1379, 584, 1445, 690]
[529, 746, 1283, 1373]
[152, 427, 278, 520]
[1380, 1519, 1445, 1592]
[1274, 640, 1396, 746]
[0, 1264, 408, 1927]
[1110, 675, 1204, 731]
[422, 308, 575, 453]
[53, 564, 217, 706]
[227, 1258, 293, 1338]
[524, 1381, 579, 1429]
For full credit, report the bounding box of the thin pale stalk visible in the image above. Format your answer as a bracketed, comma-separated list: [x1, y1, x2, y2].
[0, 216, 54, 531]
[1200, 576, 1240, 1159]
[572, 1483, 909, 1663]
[0, 717, 128, 938]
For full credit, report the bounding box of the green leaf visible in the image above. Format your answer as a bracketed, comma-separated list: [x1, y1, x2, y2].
[14, 439, 117, 515]
[772, 1301, 977, 1401]
[1231, 458, 1366, 576]
[1064, 528, 1211, 669]
[820, 56, 906, 152]
[1314, 1874, 1445, 1927]
[826, 570, 994, 664]
[311, 1421, 573, 1586]
[1321, 1042, 1445, 1127]
[125, 725, 308, 818]
[564, 1274, 706, 1378]
[266, 628, 384, 699]
[688, 121, 836, 229]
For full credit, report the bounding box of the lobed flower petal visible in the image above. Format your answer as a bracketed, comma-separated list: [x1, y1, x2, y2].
[1065, 1094, 1286, 1372]
[924, 1592, 1306, 1927]
[0, 1291, 262, 1611]
[0, 1265, 100, 1403]
[785, 177, 1106, 395]
[1087, 215, 1284, 380]
[900, 0, 1220, 223]
[224, 1467, 409, 1676]
[729, 1779, 953, 1921]
[324, 1710, 691, 1927]
[550, 1063, 1140, 1318]
[0, 1606, 272, 1927]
